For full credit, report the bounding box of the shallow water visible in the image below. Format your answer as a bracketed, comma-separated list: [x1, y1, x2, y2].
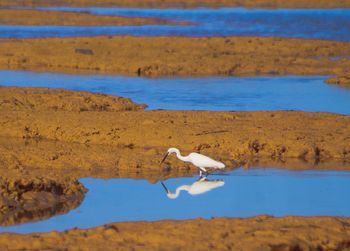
[1, 70, 350, 114]
[1, 8, 350, 40]
[1, 168, 350, 233]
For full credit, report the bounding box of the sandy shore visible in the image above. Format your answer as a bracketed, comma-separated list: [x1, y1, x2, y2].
[0, 9, 184, 26]
[0, 216, 350, 250]
[1, 0, 350, 8]
[1, 36, 350, 85]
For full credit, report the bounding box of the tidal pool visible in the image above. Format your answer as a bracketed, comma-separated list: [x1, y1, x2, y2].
[1, 8, 350, 40]
[1, 70, 350, 114]
[0, 168, 349, 233]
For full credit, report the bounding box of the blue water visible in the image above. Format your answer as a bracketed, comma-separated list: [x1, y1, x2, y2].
[1, 8, 350, 40]
[1, 70, 350, 114]
[1, 168, 349, 233]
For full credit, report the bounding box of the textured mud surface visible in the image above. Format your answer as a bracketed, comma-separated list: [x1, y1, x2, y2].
[326, 76, 350, 87]
[0, 87, 146, 112]
[0, 216, 350, 250]
[1, 87, 350, 246]
[2, 136, 349, 181]
[1, 36, 350, 84]
[0, 9, 182, 26]
[2, 109, 350, 163]
[1, 0, 350, 8]
[0, 171, 86, 226]
[1, 87, 349, 165]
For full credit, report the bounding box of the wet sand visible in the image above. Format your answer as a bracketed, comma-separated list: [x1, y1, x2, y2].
[0, 9, 184, 26]
[1, 36, 350, 85]
[0, 216, 350, 250]
[1, 0, 350, 8]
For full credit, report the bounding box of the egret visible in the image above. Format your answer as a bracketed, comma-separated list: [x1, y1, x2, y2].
[161, 177, 225, 199]
[160, 147, 225, 176]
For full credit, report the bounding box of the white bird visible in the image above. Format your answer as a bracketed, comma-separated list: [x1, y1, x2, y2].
[161, 177, 225, 199]
[160, 147, 225, 176]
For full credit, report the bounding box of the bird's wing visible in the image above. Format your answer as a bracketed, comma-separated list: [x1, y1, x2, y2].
[189, 153, 222, 167]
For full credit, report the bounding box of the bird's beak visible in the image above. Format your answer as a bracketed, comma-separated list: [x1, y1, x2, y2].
[160, 152, 169, 165]
[160, 182, 169, 194]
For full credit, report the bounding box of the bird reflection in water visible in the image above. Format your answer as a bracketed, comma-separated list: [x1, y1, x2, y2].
[161, 177, 225, 199]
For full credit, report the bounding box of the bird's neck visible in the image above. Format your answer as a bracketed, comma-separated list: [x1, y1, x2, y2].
[169, 185, 190, 199]
[175, 150, 190, 162]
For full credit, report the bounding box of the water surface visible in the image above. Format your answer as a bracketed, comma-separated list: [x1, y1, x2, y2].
[1, 70, 350, 114]
[1, 168, 349, 233]
[1, 8, 350, 40]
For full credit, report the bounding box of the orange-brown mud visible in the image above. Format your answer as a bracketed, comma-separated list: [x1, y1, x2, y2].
[0, 216, 350, 250]
[0, 9, 187, 26]
[0, 170, 86, 226]
[0, 86, 146, 112]
[1, 87, 349, 171]
[1, 87, 350, 247]
[1, 36, 350, 85]
[326, 76, 350, 87]
[1, 0, 350, 8]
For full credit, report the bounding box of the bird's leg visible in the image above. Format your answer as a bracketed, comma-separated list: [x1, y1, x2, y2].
[199, 167, 208, 177]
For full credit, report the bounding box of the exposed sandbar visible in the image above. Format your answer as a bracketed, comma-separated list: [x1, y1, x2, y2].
[0, 86, 146, 112]
[0, 9, 185, 26]
[1, 87, 349, 166]
[1, 36, 350, 85]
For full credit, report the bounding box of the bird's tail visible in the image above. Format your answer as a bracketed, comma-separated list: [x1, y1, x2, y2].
[217, 162, 225, 169]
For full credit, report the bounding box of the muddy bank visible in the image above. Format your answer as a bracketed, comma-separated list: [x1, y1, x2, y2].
[1, 36, 350, 84]
[0, 216, 349, 250]
[0, 137, 201, 180]
[0, 9, 183, 26]
[326, 76, 350, 87]
[1, 87, 350, 164]
[0, 86, 146, 112]
[3, 136, 350, 183]
[2, 109, 349, 162]
[0, 171, 86, 226]
[1, 0, 350, 8]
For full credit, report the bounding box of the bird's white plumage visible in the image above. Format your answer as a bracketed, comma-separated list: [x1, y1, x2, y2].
[188, 152, 225, 169]
[162, 178, 225, 199]
[161, 147, 225, 175]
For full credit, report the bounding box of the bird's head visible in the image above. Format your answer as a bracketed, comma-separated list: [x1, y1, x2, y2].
[160, 147, 179, 164]
[160, 181, 179, 199]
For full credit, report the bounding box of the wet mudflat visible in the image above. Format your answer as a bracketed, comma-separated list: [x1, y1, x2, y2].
[0, 167, 349, 233]
[1, 8, 350, 40]
[0, 5, 349, 250]
[1, 70, 350, 114]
